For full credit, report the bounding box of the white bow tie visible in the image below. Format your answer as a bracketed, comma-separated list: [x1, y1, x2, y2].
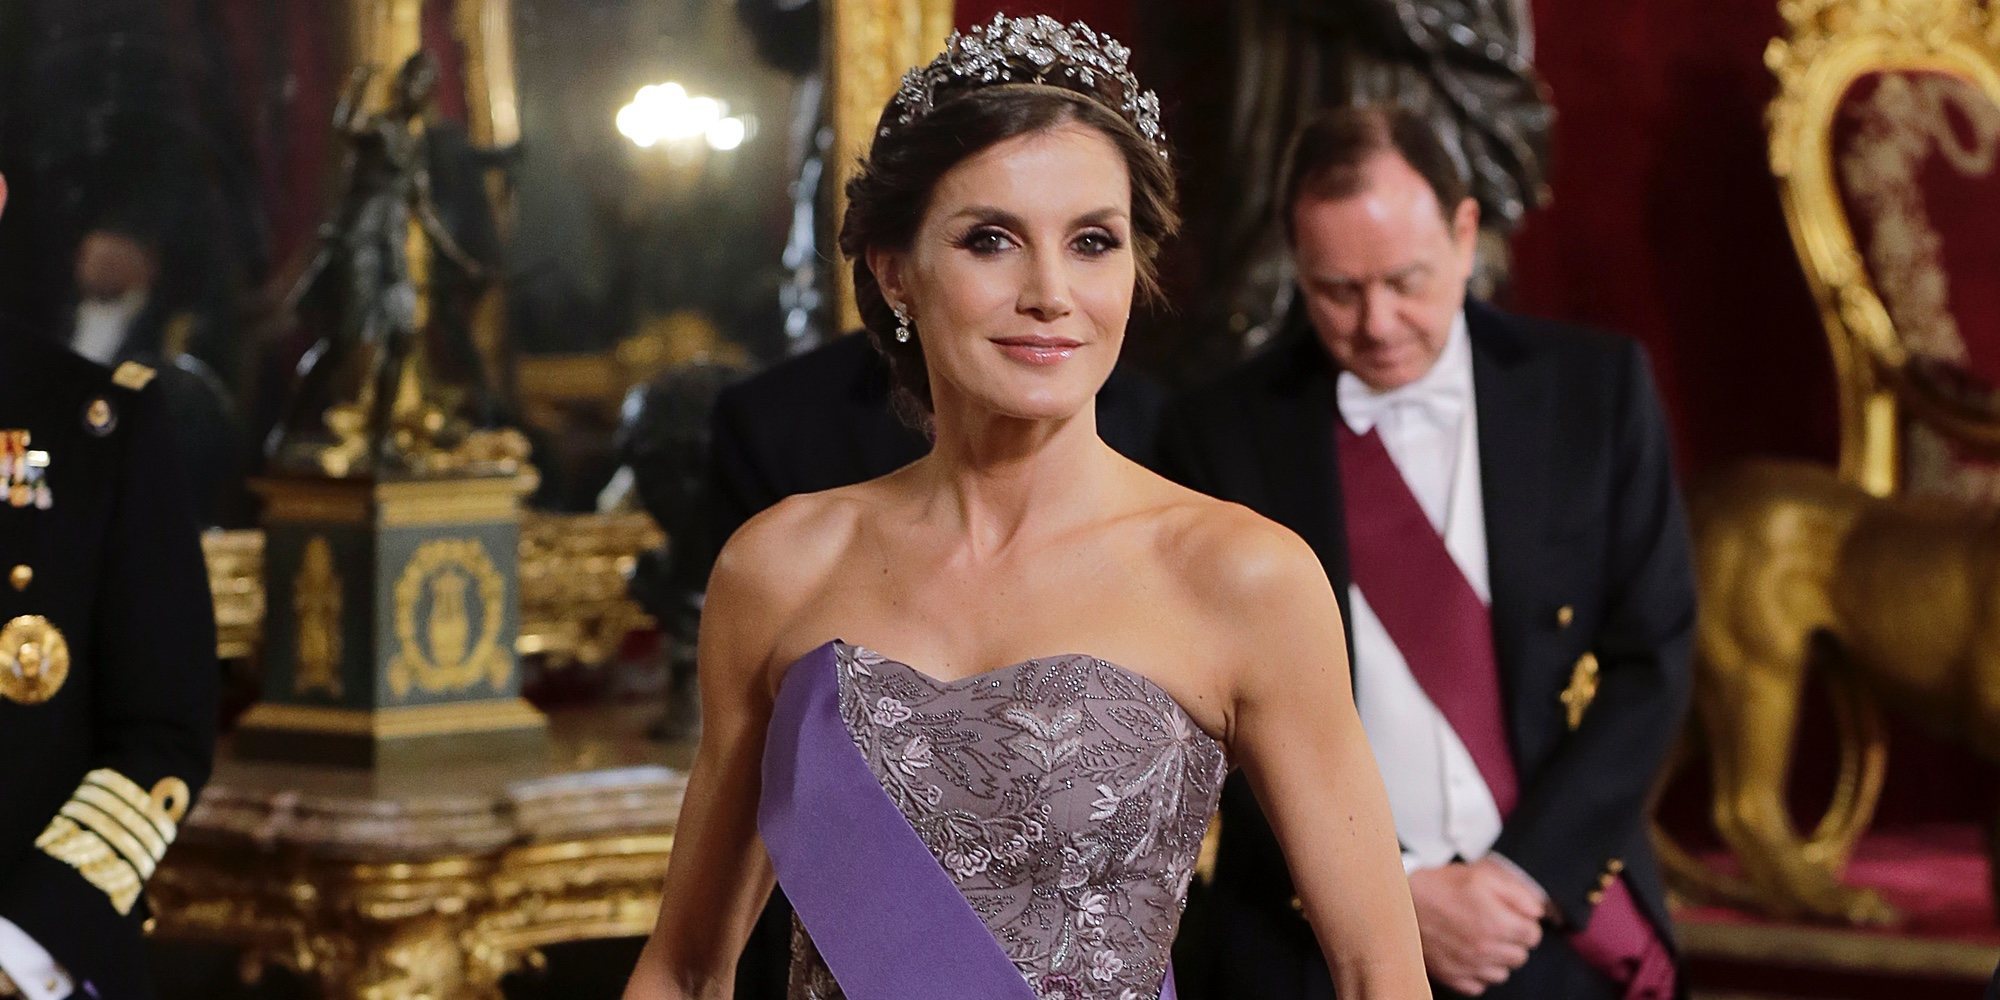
[1336, 369, 1470, 436]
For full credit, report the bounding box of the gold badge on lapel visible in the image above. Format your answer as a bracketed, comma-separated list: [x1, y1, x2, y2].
[0, 615, 71, 704]
[84, 397, 117, 436]
[1561, 652, 1600, 731]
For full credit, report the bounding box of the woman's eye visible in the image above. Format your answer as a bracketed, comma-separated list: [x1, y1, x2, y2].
[960, 228, 1015, 255]
[1073, 231, 1123, 256]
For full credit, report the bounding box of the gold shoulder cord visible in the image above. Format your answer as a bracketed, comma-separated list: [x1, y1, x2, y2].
[33, 768, 190, 916]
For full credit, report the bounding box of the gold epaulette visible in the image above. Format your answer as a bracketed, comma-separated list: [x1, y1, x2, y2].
[33, 769, 191, 915]
[110, 361, 156, 391]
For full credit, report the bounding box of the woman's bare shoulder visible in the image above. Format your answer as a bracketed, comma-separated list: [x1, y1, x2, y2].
[1145, 481, 1336, 628]
[708, 486, 873, 626]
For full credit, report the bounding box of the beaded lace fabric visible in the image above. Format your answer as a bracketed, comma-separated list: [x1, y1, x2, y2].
[787, 642, 1226, 1000]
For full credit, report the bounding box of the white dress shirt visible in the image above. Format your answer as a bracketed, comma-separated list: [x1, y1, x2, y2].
[0, 916, 72, 1000]
[1337, 313, 1508, 874]
[69, 289, 146, 366]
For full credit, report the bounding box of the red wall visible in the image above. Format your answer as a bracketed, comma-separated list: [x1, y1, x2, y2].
[1509, 0, 1839, 477]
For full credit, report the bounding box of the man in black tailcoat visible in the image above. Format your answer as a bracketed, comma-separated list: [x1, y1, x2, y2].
[1161, 107, 1693, 1000]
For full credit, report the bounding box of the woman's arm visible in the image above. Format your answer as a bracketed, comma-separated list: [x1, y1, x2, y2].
[623, 508, 814, 999]
[1206, 517, 1431, 998]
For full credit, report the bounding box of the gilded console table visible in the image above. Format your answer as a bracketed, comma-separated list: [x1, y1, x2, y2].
[147, 705, 689, 998]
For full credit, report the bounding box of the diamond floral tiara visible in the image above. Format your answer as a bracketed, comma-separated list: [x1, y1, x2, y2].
[881, 13, 1168, 159]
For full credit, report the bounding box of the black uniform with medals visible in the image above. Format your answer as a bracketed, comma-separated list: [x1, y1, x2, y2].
[0, 329, 217, 999]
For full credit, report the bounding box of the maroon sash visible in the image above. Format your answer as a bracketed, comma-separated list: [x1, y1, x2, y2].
[1335, 423, 1674, 999]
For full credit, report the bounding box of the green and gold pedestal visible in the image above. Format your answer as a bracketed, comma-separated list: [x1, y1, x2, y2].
[236, 473, 547, 768]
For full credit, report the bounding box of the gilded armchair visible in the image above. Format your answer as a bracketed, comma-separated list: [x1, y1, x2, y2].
[1656, 0, 2000, 927]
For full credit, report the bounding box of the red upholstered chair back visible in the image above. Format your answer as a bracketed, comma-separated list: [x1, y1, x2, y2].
[1768, 0, 2000, 501]
[1834, 69, 2000, 500]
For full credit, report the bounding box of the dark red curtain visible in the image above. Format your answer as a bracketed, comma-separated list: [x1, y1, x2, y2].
[1508, 1, 1838, 477]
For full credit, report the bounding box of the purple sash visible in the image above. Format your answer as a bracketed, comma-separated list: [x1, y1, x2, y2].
[759, 641, 1177, 1000]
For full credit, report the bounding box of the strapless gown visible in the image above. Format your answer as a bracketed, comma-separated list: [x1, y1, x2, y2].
[760, 641, 1227, 1000]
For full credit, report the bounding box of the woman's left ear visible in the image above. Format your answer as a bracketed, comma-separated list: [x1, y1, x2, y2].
[867, 247, 907, 313]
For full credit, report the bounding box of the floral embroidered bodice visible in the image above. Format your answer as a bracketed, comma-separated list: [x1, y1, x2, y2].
[787, 641, 1228, 1000]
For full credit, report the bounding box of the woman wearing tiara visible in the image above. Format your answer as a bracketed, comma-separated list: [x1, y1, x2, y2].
[623, 14, 1428, 1000]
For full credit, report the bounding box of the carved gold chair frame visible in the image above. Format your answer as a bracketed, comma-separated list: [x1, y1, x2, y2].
[1768, 0, 2000, 495]
[1655, 0, 2000, 925]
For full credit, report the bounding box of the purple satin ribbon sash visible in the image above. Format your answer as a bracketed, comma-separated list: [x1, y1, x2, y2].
[759, 641, 1176, 1000]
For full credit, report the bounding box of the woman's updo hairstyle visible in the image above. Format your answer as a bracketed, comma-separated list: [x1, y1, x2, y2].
[838, 14, 1180, 425]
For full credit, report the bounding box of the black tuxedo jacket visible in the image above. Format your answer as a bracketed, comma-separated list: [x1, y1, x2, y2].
[701, 330, 1164, 1000]
[1157, 300, 1694, 999]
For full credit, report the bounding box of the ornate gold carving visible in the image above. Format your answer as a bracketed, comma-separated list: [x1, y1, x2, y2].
[1832, 67, 2000, 501]
[389, 539, 509, 698]
[204, 529, 266, 661]
[146, 735, 685, 999]
[0, 615, 69, 704]
[1677, 912, 2000, 980]
[202, 512, 660, 668]
[517, 512, 664, 667]
[294, 536, 345, 697]
[375, 474, 529, 527]
[1766, 0, 2000, 495]
[1837, 75, 1989, 364]
[1659, 463, 1928, 925]
[828, 0, 956, 331]
[1560, 653, 1600, 731]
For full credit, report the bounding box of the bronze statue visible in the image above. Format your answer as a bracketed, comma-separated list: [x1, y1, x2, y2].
[270, 52, 487, 476]
[1666, 460, 2000, 924]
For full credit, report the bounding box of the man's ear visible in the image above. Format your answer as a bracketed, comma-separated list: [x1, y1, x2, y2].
[1450, 195, 1480, 270]
[0, 173, 10, 221]
[1451, 196, 1480, 245]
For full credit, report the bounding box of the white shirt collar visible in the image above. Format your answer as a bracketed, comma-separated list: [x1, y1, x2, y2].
[1336, 311, 1473, 435]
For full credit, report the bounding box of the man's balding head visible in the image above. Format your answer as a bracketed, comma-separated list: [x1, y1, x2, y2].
[1281, 106, 1479, 391]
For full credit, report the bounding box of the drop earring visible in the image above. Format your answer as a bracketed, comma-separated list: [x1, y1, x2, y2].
[893, 304, 913, 344]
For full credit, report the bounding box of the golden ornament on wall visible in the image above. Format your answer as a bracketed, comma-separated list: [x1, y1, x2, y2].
[293, 536, 345, 697]
[388, 538, 509, 699]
